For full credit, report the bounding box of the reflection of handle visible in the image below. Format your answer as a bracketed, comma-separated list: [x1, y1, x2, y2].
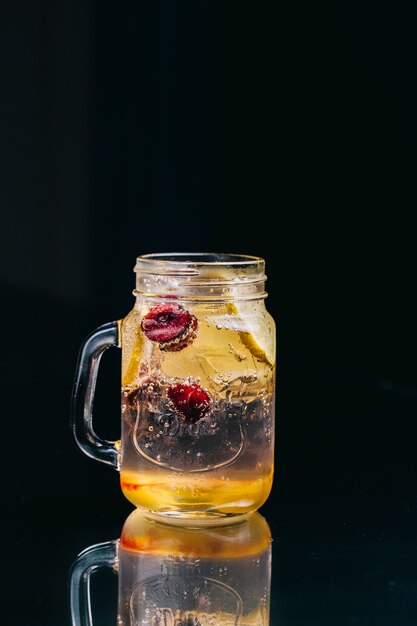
[69, 541, 118, 626]
[71, 322, 121, 469]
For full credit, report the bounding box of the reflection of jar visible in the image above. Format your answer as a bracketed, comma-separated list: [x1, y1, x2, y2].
[70, 510, 272, 626]
[72, 253, 276, 523]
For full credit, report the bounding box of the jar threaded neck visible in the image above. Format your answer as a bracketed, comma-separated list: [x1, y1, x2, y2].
[134, 253, 267, 301]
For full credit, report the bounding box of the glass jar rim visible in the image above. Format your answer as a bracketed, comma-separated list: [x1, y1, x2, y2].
[134, 253, 267, 299]
[134, 252, 265, 280]
[135, 252, 264, 272]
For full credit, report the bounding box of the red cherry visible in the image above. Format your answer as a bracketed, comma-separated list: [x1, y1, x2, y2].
[141, 304, 198, 352]
[167, 383, 211, 423]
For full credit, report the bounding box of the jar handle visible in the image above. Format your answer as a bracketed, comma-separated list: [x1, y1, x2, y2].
[71, 321, 121, 469]
[69, 541, 118, 626]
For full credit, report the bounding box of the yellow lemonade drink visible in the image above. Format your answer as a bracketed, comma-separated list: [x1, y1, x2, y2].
[120, 255, 275, 522]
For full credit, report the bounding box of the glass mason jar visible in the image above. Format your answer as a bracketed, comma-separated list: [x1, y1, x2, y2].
[70, 509, 272, 626]
[72, 253, 276, 523]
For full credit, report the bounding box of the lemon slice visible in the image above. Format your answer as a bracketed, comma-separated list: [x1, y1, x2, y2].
[198, 267, 275, 368]
[122, 328, 143, 387]
[226, 301, 274, 367]
[121, 307, 147, 388]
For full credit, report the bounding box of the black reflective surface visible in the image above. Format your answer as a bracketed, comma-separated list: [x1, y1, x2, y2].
[5, 289, 417, 625]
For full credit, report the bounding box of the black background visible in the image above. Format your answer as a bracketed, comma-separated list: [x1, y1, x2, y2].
[1, 1, 417, 625]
